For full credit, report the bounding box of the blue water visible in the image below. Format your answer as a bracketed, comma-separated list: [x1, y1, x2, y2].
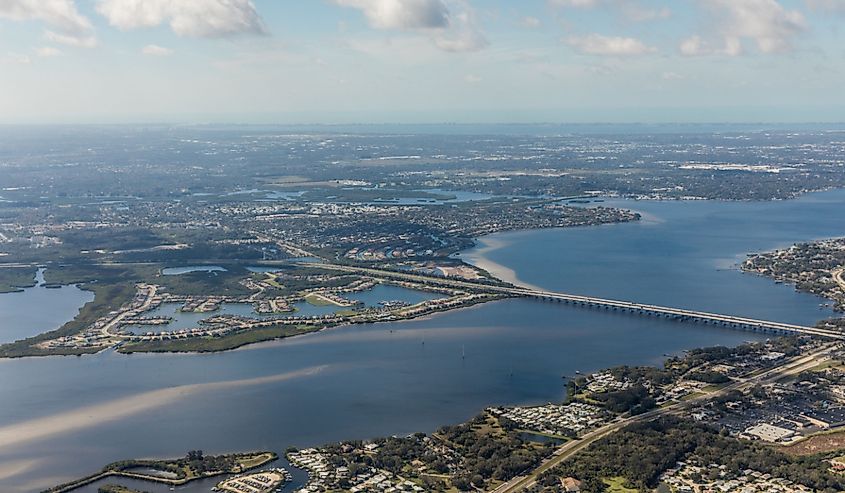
[463, 189, 845, 325]
[0, 269, 93, 344]
[2, 190, 845, 492]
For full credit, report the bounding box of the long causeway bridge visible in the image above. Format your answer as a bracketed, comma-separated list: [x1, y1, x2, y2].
[515, 288, 842, 339]
[314, 263, 845, 340]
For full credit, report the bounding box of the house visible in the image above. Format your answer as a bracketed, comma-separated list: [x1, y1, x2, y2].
[561, 477, 582, 492]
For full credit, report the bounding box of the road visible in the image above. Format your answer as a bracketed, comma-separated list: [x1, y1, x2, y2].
[100, 284, 158, 338]
[490, 344, 837, 493]
[252, 232, 321, 259]
[833, 268, 845, 292]
[309, 262, 844, 339]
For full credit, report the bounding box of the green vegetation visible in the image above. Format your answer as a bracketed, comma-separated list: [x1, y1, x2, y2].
[97, 485, 148, 493]
[687, 370, 732, 384]
[304, 292, 333, 306]
[439, 414, 553, 491]
[301, 412, 554, 492]
[43, 263, 159, 286]
[0, 266, 37, 293]
[541, 417, 845, 493]
[743, 238, 845, 312]
[157, 266, 254, 297]
[119, 325, 317, 353]
[44, 262, 255, 297]
[300, 188, 457, 203]
[602, 476, 639, 493]
[591, 385, 656, 415]
[44, 450, 278, 493]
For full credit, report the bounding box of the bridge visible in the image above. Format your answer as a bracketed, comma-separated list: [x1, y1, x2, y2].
[516, 288, 842, 339]
[311, 262, 845, 340]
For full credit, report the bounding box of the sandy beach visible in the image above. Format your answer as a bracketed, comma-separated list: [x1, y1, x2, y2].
[462, 236, 544, 291]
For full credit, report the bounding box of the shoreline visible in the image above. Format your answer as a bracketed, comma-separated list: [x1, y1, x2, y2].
[45, 452, 279, 493]
[461, 236, 545, 291]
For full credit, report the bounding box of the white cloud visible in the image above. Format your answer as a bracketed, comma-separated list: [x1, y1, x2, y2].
[684, 0, 806, 56]
[336, 0, 487, 53]
[0, 0, 96, 47]
[35, 46, 62, 57]
[0, 0, 91, 33]
[464, 73, 482, 83]
[549, 0, 671, 23]
[679, 34, 743, 56]
[3, 52, 31, 64]
[432, 6, 488, 52]
[518, 16, 541, 29]
[44, 29, 97, 48]
[679, 34, 706, 56]
[335, 0, 449, 29]
[661, 71, 684, 80]
[96, 0, 266, 38]
[624, 6, 671, 22]
[549, 0, 599, 7]
[805, 0, 845, 13]
[565, 33, 656, 56]
[142, 44, 173, 56]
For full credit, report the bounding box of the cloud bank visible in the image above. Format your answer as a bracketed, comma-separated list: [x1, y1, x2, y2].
[0, 0, 96, 47]
[682, 0, 806, 56]
[96, 0, 266, 38]
[566, 33, 656, 56]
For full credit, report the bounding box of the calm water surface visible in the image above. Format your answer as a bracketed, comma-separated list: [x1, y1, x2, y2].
[2, 190, 845, 492]
[0, 269, 93, 344]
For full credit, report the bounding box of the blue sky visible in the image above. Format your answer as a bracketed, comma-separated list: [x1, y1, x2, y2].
[1, 0, 844, 124]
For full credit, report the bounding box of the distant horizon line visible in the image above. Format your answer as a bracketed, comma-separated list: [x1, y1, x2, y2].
[1, 121, 845, 128]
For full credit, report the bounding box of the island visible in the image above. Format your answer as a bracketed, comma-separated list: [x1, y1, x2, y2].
[97, 486, 147, 493]
[44, 450, 279, 493]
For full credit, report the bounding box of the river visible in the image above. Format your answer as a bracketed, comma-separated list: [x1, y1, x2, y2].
[1, 190, 845, 492]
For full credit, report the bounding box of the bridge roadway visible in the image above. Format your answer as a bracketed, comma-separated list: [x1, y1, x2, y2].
[313, 263, 844, 340]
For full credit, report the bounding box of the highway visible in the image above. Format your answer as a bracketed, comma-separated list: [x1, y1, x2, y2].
[310, 262, 845, 339]
[490, 343, 838, 493]
[834, 268, 845, 292]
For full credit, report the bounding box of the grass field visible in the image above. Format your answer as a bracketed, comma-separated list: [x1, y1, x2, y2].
[119, 324, 318, 353]
[779, 428, 845, 456]
[603, 476, 639, 492]
[304, 292, 334, 306]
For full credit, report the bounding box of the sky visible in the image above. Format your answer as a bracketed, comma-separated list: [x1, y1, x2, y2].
[1, 0, 844, 124]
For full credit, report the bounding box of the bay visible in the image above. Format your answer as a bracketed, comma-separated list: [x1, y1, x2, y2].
[3, 190, 845, 492]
